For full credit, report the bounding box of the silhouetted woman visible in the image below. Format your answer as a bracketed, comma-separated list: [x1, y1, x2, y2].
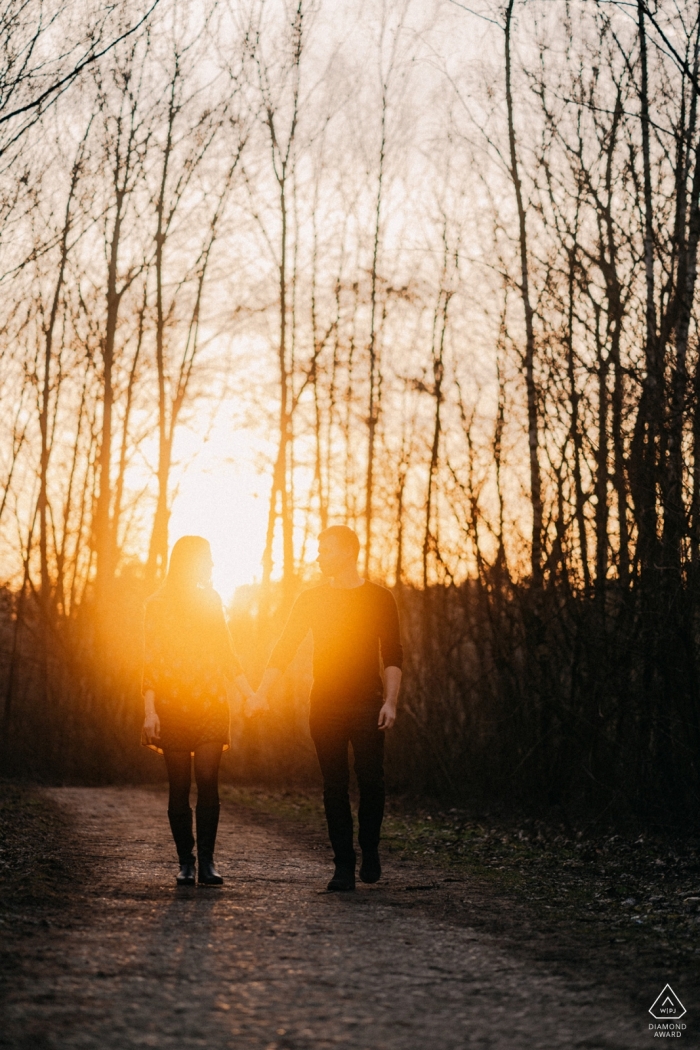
[141, 536, 254, 886]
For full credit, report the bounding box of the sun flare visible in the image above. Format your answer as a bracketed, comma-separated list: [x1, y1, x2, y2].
[167, 417, 269, 603]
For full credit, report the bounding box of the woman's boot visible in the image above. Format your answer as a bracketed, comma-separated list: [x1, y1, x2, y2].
[196, 803, 223, 885]
[168, 808, 196, 886]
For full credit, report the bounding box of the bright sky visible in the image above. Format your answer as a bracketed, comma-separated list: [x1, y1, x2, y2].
[138, 0, 493, 604]
[167, 406, 271, 602]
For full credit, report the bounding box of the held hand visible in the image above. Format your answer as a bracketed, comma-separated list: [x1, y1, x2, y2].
[143, 709, 161, 742]
[245, 691, 269, 718]
[378, 699, 397, 731]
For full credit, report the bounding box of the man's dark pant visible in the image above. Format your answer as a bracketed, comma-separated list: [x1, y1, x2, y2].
[310, 704, 385, 868]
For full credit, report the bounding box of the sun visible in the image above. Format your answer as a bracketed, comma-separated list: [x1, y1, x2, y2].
[167, 412, 270, 603]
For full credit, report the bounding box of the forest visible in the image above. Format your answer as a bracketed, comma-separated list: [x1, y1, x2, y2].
[2, 0, 700, 829]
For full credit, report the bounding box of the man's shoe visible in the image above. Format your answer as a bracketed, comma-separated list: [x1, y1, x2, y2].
[198, 858, 223, 886]
[176, 859, 196, 886]
[359, 848, 381, 884]
[327, 864, 355, 892]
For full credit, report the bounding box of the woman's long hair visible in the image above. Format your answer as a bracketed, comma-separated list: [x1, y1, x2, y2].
[145, 536, 224, 683]
[161, 536, 213, 600]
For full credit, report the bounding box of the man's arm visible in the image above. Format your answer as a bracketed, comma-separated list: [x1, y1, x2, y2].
[246, 667, 281, 715]
[235, 674, 256, 704]
[378, 589, 403, 729]
[246, 593, 311, 716]
[378, 665, 402, 730]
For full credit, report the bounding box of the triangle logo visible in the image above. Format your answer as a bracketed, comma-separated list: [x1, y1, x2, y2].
[649, 985, 686, 1020]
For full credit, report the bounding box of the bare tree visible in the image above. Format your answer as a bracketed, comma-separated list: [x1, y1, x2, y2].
[145, 32, 249, 583]
[0, 0, 162, 153]
[90, 38, 151, 612]
[503, 0, 543, 586]
[252, 0, 303, 597]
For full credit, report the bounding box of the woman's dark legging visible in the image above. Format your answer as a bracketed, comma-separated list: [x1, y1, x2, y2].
[164, 742, 222, 811]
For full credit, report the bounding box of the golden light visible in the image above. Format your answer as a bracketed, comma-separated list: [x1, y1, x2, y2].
[167, 410, 270, 603]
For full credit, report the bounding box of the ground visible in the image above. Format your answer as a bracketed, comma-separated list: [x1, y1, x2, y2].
[0, 783, 698, 1048]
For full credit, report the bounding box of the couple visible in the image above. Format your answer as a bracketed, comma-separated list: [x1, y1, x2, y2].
[141, 525, 403, 891]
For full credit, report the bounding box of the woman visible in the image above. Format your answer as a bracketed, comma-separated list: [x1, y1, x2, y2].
[142, 536, 254, 886]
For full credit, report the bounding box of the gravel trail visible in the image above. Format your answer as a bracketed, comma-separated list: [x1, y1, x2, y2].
[0, 787, 653, 1049]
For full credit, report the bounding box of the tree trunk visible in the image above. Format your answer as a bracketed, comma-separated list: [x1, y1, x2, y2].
[504, 0, 542, 585]
[566, 241, 590, 592]
[629, 0, 661, 580]
[664, 26, 700, 573]
[93, 186, 125, 608]
[364, 83, 387, 577]
[38, 155, 81, 617]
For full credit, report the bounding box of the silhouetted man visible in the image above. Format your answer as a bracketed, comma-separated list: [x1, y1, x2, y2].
[251, 525, 403, 891]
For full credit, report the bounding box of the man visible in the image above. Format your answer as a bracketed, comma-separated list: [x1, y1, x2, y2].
[250, 525, 403, 891]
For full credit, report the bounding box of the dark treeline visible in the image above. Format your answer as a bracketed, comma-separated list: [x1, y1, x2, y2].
[3, 0, 700, 829]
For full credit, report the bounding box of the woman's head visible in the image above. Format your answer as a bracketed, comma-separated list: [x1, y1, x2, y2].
[165, 536, 213, 594]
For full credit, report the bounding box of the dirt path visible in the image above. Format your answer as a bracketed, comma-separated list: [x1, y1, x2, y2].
[0, 787, 658, 1049]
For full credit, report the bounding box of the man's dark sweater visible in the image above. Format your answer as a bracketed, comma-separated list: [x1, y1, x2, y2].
[268, 581, 403, 711]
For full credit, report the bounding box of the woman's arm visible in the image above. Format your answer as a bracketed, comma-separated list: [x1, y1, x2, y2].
[142, 604, 161, 741]
[222, 630, 256, 702]
[143, 688, 160, 740]
[211, 593, 248, 682]
[211, 594, 256, 704]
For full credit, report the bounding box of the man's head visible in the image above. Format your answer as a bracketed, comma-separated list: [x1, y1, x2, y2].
[317, 525, 360, 578]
